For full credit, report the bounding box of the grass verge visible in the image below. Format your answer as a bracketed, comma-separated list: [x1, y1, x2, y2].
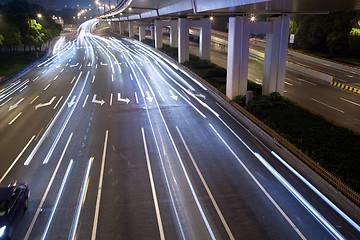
[153, 43, 360, 194]
[0, 51, 45, 78]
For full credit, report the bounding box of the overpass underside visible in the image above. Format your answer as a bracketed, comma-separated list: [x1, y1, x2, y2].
[102, 0, 360, 99]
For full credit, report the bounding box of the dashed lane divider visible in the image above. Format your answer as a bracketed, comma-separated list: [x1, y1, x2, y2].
[331, 81, 360, 94]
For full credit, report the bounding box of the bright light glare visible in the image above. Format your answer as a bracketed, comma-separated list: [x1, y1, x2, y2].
[37, 13, 42, 18]
[0, 226, 6, 237]
[250, 16, 256, 22]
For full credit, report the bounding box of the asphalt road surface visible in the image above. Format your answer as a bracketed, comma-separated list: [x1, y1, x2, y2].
[0, 20, 359, 239]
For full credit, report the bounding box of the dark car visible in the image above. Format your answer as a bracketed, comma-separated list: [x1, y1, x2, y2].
[0, 183, 29, 239]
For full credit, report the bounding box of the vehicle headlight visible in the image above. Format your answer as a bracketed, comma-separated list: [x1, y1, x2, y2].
[0, 225, 6, 237]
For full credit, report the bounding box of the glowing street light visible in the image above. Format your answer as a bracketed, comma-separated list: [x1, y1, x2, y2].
[37, 13, 42, 18]
[250, 16, 256, 22]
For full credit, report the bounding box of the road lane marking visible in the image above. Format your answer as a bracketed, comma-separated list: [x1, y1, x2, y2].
[24, 132, 73, 240]
[53, 75, 59, 81]
[311, 98, 344, 113]
[69, 157, 93, 240]
[340, 97, 360, 107]
[24, 71, 83, 166]
[176, 126, 235, 240]
[130, 74, 133, 81]
[79, 64, 83, 70]
[8, 112, 22, 125]
[296, 77, 317, 85]
[95, 63, 98, 69]
[158, 90, 165, 102]
[41, 160, 73, 240]
[141, 128, 165, 240]
[19, 85, 28, 92]
[33, 76, 39, 81]
[42, 70, 47, 74]
[30, 96, 39, 104]
[285, 81, 293, 86]
[35, 96, 56, 110]
[53, 96, 63, 109]
[112, 74, 114, 82]
[9, 98, 24, 111]
[43, 84, 50, 91]
[0, 135, 35, 183]
[92, 75, 95, 83]
[0, 97, 12, 106]
[135, 92, 139, 104]
[91, 130, 108, 240]
[209, 124, 307, 240]
[71, 76, 76, 84]
[83, 94, 89, 107]
[110, 93, 113, 106]
[347, 75, 354, 78]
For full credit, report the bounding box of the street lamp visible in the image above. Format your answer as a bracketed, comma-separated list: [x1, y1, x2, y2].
[37, 13, 42, 18]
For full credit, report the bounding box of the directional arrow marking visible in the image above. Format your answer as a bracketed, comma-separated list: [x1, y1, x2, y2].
[35, 96, 56, 110]
[9, 98, 24, 111]
[169, 90, 178, 101]
[100, 62, 108, 66]
[67, 95, 76, 108]
[70, 63, 79, 67]
[146, 91, 153, 103]
[117, 93, 130, 104]
[92, 94, 105, 106]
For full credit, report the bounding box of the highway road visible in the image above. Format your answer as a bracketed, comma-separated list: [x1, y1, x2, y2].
[181, 37, 360, 133]
[0, 20, 360, 239]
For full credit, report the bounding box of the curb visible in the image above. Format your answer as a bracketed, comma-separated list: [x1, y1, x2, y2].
[331, 81, 360, 94]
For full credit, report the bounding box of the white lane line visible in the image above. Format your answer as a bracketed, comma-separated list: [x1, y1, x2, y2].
[68, 157, 93, 240]
[147, 73, 152, 79]
[337, 79, 347, 83]
[71, 76, 76, 84]
[0, 135, 35, 183]
[296, 78, 317, 86]
[176, 126, 235, 240]
[285, 81, 293, 86]
[83, 94, 89, 108]
[19, 86, 28, 92]
[79, 64, 83, 70]
[65, 63, 69, 67]
[53, 75, 59, 81]
[311, 98, 345, 113]
[139, 61, 143, 66]
[285, 78, 302, 84]
[8, 112, 22, 125]
[92, 76, 96, 83]
[110, 93, 113, 106]
[92, 130, 109, 240]
[130, 74, 133, 81]
[33, 76, 39, 82]
[44, 84, 50, 91]
[0, 97, 12, 106]
[158, 91, 165, 102]
[134, 92, 139, 104]
[24, 133, 73, 240]
[42, 70, 47, 74]
[61, 68, 64, 72]
[209, 124, 307, 240]
[347, 75, 354, 78]
[95, 63, 98, 69]
[41, 160, 74, 240]
[53, 96, 63, 109]
[112, 74, 114, 82]
[341, 97, 360, 107]
[141, 128, 165, 240]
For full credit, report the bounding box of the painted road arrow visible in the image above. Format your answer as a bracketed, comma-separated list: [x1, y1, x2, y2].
[9, 98, 24, 111]
[35, 96, 56, 110]
[67, 96, 76, 108]
[194, 93, 206, 99]
[169, 90, 178, 101]
[117, 93, 130, 104]
[70, 63, 79, 67]
[100, 62, 108, 66]
[146, 91, 153, 103]
[92, 94, 105, 106]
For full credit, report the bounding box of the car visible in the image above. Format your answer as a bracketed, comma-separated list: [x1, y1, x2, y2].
[0, 183, 29, 239]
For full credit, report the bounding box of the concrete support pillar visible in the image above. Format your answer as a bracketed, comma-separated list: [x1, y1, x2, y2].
[139, 26, 146, 41]
[110, 22, 114, 31]
[119, 22, 124, 34]
[154, 20, 163, 49]
[150, 25, 154, 40]
[226, 16, 250, 99]
[199, 17, 211, 60]
[128, 22, 134, 38]
[178, 17, 189, 63]
[170, 19, 178, 47]
[263, 15, 290, 95]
